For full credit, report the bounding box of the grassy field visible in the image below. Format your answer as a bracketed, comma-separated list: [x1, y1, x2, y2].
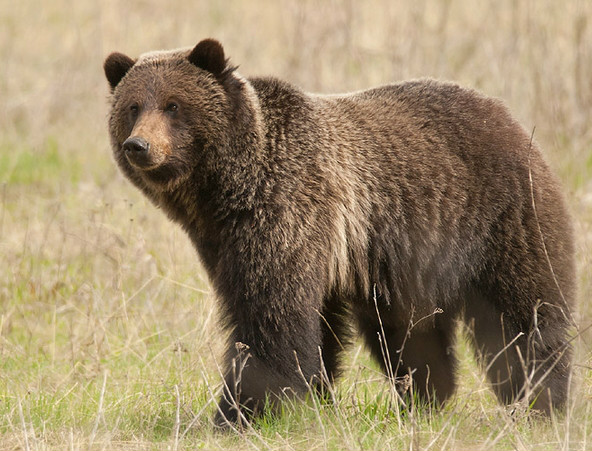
[1, 0, 592, 449]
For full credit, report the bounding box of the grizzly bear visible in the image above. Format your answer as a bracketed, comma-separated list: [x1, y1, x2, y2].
[104, 39, 575, 426]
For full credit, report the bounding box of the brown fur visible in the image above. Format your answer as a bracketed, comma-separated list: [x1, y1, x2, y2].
[104, 39, 576, 425]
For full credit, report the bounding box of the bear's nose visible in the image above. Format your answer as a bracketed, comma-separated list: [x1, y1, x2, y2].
[123, 136, 149, 154]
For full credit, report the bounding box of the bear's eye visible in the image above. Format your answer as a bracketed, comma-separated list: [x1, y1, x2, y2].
[129, 103, 139, 117]
[165, 102, 179, 114]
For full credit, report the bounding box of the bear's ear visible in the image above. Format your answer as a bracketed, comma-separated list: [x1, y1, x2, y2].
[104, 52, 136, 91]
[187, 39, 226, 77]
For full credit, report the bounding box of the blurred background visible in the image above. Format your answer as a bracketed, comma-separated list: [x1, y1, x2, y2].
[1, 0, 591, 446]
[3, 1, 592, 176]
[3, 0, 592, 160]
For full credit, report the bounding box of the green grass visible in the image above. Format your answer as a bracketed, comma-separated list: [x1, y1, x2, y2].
[0, 137, 81, 186]
[1, 0, 592, 449]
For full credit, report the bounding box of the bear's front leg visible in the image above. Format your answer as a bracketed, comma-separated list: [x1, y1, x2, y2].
[213, 293, 325, 427]
[214, 344, 310, 427]
[209, 217, 332, 427]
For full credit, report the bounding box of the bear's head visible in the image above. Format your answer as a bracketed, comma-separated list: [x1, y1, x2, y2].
[104, 39, 239, 191]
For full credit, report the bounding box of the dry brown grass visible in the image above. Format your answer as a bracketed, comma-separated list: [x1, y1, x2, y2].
[1, 1, 591, 449]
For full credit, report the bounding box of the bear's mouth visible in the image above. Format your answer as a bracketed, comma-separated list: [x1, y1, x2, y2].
[125, 150, 157, 169]
[141, 162, 189, 187]
[131, 152, 192, 188]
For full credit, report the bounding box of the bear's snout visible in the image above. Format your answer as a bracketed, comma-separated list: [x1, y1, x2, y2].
[123, 136, 149, 153]
[123, 136, 152, 168]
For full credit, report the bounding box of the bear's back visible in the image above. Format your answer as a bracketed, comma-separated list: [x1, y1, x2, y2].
[247, 76, 569, 311]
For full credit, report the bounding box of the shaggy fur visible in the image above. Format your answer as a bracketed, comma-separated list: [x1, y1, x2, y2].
[104, 39, 575, 425]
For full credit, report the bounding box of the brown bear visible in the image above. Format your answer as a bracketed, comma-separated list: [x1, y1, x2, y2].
[104, 39, 575, 426]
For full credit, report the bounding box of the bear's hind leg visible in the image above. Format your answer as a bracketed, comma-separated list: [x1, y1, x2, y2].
[465, 292, 572, 413]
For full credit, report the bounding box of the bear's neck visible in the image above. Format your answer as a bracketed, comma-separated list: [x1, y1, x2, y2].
[208, 78, 267, 213]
